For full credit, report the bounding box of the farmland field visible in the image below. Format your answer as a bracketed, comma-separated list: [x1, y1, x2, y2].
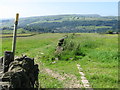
[1, 33, 118, 88]
[0, 33, 36, 38]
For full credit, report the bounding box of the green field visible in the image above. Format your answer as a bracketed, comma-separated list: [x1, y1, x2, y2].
[1, 33, 118, 88]
[1, 28, 31, 34]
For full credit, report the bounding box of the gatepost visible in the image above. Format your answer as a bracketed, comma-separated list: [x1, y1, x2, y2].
[3, 13, 19, 73]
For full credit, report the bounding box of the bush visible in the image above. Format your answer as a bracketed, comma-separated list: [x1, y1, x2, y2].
[106, 30, 113, 34]
[55, 35, 85, 61]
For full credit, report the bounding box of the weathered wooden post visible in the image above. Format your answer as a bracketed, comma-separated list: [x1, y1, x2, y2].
[3, 13, 19, 73]
[3, 51, 13, 73]
[12, 13, 19, 60]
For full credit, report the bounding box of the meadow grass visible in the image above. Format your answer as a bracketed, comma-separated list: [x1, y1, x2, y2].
[1, 28, 31, 34]
[39, 72, 63, 88]
[0, 33, 35, 38]
[1, 33, 118, 88]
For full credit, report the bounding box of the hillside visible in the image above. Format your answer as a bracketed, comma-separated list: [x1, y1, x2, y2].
[0, 14, 118, 33]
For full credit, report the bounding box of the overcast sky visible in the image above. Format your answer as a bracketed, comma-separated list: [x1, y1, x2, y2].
[0, 0, 119, 19]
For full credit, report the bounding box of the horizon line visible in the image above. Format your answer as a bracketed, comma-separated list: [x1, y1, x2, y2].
[1, 14, 118, 20]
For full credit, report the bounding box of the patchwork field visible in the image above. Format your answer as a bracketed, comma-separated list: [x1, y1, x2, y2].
[1, 33, 118, 88]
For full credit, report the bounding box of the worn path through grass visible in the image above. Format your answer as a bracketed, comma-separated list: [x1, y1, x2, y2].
[39, 60, 84, 88]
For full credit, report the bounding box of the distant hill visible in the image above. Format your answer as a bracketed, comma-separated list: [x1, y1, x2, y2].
[0, 14, 118, 33]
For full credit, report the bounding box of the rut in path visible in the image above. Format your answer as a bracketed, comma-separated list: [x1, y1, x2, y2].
[40, 66, 83, 88]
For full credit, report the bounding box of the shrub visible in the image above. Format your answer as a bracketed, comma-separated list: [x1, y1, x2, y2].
[55, 35, 85, 61]
[106, 30, 113, 34]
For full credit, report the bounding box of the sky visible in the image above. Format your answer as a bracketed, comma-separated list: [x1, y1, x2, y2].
[0, 0, 119, 19]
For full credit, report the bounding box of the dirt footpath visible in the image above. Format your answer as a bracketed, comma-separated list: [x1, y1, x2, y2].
[40, 67, 83, 88]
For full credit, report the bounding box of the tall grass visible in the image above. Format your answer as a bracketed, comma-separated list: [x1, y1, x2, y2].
[54, 34, 85, 61]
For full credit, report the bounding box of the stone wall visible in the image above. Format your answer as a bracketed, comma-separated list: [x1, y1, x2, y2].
[0, 55, 39, 89]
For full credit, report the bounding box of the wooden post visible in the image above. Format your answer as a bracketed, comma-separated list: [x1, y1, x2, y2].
[12, 13, 19, 60]
[3, 51, 13, 73]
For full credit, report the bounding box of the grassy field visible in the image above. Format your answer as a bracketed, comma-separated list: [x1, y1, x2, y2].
[1, 33, 118, 88]
[1, 28, 31, 34]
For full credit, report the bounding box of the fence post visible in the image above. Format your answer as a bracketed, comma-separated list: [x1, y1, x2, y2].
[3, 51, 13, 73]
[12, 13, 19, 60]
